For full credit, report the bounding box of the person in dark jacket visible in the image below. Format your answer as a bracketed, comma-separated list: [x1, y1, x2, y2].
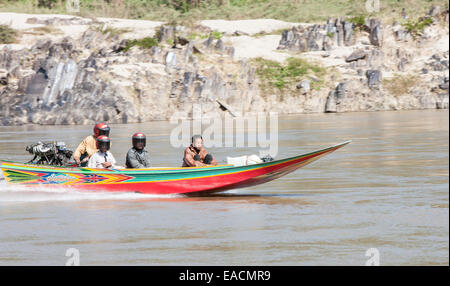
[125, 133, 151, 168]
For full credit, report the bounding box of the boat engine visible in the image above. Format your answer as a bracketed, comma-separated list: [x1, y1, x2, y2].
[26, 141, 74, 166]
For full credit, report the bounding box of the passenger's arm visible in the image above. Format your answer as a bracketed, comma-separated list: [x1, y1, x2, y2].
[73, 139, 87, 164]
[87, 155, 96, 168]
[143, 153, 152, 167]
[126, 150, 145, 168]
[201, 149, 217, 166]
[184, 149, 205, 167]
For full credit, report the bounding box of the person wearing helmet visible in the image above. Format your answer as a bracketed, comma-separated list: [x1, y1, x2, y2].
[125, 133, 151, 168]
[73, 123, 110, 167]
[182, 135, 218, 167]
[87, 135, 122, 169]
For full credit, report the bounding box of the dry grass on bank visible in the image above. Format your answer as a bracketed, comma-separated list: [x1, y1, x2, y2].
[383, 74, 420, 96]
[0, 0, 448, 25]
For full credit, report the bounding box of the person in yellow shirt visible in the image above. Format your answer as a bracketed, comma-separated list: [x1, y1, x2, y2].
[73, 123, 110, 166]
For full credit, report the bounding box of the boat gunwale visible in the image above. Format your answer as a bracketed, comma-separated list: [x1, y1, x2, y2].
[0, 141, 351, 175]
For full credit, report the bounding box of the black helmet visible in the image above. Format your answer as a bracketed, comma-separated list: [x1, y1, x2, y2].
[132, 132, 146, 150]
[96, 135, 111, 152]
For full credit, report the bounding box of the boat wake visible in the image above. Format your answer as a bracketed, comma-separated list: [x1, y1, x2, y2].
[0, 179, 178, 203]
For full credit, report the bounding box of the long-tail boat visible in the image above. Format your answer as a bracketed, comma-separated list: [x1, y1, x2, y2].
[0, 141, 350, 195]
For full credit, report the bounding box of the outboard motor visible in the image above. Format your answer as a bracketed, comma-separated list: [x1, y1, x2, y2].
[26, 141, 74, 166]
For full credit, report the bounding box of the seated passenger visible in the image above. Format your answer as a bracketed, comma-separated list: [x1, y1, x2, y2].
[125, 133, 151, 168]
[88, 136, 121, 169]
[182, 135, 218, 167]
[73, 123, 110, 167]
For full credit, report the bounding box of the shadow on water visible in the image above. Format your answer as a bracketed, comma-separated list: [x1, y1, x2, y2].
[183, 192, 308, 198]
[137, 192, 312, 204]
[117, 191, 316, 208]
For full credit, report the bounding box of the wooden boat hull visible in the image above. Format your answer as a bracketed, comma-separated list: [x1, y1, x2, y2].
[0, 141, 350, 195]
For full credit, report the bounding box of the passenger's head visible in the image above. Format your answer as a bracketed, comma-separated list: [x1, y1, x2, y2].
[132, 132, 146, 150]
[191, 135, 203, 151]
[96, 135, 110, 153]
[93, 123, 110, 138]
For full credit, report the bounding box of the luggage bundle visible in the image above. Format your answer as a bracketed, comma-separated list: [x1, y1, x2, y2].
[226, 154, 274, 167]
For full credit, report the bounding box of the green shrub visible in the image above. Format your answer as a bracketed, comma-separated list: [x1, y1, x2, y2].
[123, 37, 159, 52]
[187, 32, 209, 40]
[0, 25, 17, 44]
[252, 57, 326, 95]
[403, 17, 433, 38]
[37, 0, 58, 9]
[348, 15, 365, 26]
[210, 31, 222, 40]
[348, 15, 368, 31]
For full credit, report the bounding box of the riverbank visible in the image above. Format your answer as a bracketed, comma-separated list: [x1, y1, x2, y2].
[0, 5, 448, 125]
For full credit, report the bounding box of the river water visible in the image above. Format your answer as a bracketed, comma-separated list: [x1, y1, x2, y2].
[0, 110, 448, 265]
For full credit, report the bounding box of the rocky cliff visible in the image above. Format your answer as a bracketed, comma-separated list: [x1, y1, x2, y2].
[0, 6, 448, 126]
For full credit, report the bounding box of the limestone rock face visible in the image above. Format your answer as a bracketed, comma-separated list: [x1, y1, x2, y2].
[368, 19, 383, 47]
[277, 19, 357, 52]
[346, 49, 367, 62]
[0, 26, 260, 125]
[276, 9, 448, 114]
[366, 70, 382, 89]
[0, 6, 448, 126]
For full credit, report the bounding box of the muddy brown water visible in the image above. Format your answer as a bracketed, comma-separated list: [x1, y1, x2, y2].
[0, 110, 448, 265]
